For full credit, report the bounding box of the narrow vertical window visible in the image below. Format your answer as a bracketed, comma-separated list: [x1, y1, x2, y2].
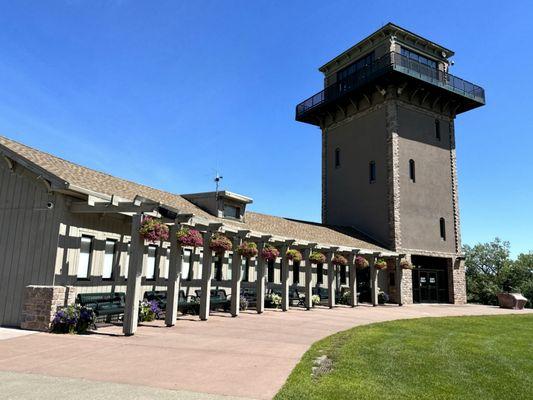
[439, 218, 446, 241]
[340, 264, 347, 284]
[182, 249, 192, 280]
[334, 148, 341, 168]
[435, 119, 441, 141]
[293, 261, 300, 284]
[102, 239, 116, 280]
[243, 258, 249, 282]
[369, 161, 376, 183]
[409, 159, 416, 182]
[124, 242, 131, 279]
[146, 245, 157, 280]
[214, 256, 223, 281]
[317, 263, 323, 284]
[267, 259, 275, 283]
[77, 235, 93, 279]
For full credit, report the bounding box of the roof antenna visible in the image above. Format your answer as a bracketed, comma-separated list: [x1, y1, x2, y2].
[214, 172, 223, 199]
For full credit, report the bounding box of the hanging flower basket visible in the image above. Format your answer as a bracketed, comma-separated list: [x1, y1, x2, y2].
[375, 259, 388, 270]
[261, 244, 280, 261]
[237, 241, 258, 259]
[333, 254, 348, 266]
[355, 256, 369, 269]
[176, 227, 203, 247]
[209, 233, 233, 255]
[400, 260, 413, 270]
[286, 249, 302, 262]
[139, 217, 169, 243]
[309, 251, 326, 264]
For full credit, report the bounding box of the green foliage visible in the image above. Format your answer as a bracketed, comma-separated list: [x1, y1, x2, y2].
[275, 315, 533, 400]
[464, 238, 532, 307]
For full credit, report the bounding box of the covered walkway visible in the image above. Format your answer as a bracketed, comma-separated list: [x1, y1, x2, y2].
[0, 304, 530, 400]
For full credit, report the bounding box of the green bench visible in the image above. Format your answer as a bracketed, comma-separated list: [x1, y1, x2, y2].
[76, 292, 126, 320]
[195, 289, 231, 312]
[143, 290, 199, 315]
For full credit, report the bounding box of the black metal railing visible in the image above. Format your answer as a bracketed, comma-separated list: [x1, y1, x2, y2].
[296, 51, 485, 118]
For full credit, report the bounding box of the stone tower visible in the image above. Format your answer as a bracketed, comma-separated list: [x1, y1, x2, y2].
[295, 23, 485, 303]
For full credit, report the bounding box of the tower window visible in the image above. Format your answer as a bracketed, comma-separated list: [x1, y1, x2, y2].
[439, 218, 446, 241]
[334, 148, 341, 168]
[435, 119, 441, 141]
[369, 161, 376, 183]
[409, 159, 416, 182]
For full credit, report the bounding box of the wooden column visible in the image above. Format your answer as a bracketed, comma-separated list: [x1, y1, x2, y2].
[370, 252, 380, 307]
[395, 255, 404, 306]
[280, 242, 292, 312]
[230, 234, 244, 317]
[348, 251, 358, 307]
[303, 246, 315, 310]
[199, 231, 214, 321]
[123, 213, 145, 336]
[255, 238, 270, 314]
[165, 224, 182, 326]
[326, 248, 337, 309]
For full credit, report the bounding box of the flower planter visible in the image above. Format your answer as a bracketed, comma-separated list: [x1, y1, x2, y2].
[237, 241, 258, 259]
[309, 251, 326, 264]
[139, 217, 169, 243]
[333, 254, 348, 266]
[355, 256, 369, 269]
[261, 244, 280, 261]
[400, 260, 413, 270]
[286, 249, 302, 262]
[176, 227, 203, 247]
[209, 233, 232, 255]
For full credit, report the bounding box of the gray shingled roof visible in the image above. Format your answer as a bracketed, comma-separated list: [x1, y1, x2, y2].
[0, 135, 388, 252]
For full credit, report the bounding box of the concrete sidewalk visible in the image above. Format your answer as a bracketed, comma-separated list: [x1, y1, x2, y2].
[0, 304, 530, 399]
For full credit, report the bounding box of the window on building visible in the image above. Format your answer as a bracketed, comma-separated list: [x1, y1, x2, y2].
[334, 148, 341, 168]
[369, 161, 376, 183]
[77, 235, 93, 279]
[214, 256, 223, 281]
[340, 264, 347, 284]
[439, 218, 446, 241]
[146, 245, 157, 280]
[163, 248, 170, 279]
[243, 258, 250, 282]
[389, 272, 395, 286]
[317, 263, 323, 284]
[267, 259, 275, 283]
[124, 242, 131, 279]
[293, 261, 300, 284]
[435, 119, 441, 141]
[102, 239, 116, 280]
[181, 249, 192, 280]
[409, 159, 416, 182]
[400, 47, 437, 70]
[223, 204, 240, 219]
[337, 52, 375, 82]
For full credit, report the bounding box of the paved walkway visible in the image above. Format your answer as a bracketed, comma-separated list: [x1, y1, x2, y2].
[0, 304, 530, 399]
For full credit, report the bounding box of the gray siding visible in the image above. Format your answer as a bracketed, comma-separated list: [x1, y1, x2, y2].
[0, 162, 61, 326]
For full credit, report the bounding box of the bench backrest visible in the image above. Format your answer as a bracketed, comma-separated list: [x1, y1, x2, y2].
[145, 290, 187, 301]
[77, 292, 126, 308]
[195, 289, 227, 299]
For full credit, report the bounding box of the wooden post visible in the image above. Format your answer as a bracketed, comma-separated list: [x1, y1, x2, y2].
[280, 242, 291, 312]
[230, 235, 244, 317]
[370, 252, 380, 307]
[326, 249, 337, 308]
[303, 246, 314, 310]
[255, 241, 267, 314]
[199, 231, 214, 321]
[348, 251, 358, 307]
[123, 213, 145, 336]
[165, 224, 182, 326]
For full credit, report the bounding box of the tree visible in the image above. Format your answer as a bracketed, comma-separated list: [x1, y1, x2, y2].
[464, 239, 532, 308]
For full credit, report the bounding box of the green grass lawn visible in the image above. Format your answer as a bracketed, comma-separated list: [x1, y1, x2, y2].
[275, 314, 533, 400]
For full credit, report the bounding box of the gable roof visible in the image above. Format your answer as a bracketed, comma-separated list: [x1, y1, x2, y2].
[0, 135, 389, 252]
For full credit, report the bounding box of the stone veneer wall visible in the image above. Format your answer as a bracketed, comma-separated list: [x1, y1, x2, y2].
[20, 285, 77, 332]
[400, 268, 413, 305]
[449, 258, 467, 304]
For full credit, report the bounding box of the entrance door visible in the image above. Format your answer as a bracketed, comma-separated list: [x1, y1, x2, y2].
[418, 270, 438, 303]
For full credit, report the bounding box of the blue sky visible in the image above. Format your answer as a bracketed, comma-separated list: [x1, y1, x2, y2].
[0, 1, 531, 256]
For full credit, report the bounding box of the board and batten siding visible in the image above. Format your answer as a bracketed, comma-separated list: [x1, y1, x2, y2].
[0, 161, 62, 327]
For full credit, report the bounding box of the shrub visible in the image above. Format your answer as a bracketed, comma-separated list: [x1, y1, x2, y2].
[209, 233, 233, 255]
[139, 216, 169, 243]
[310, 251, 326, 264]
[239, 295, 249, 311]
[237, 241, 259, 259]
[311, 294, 321, 307]
[286, 249, 303, 262]
[261, 244, 280, 261]
[333, 254, 348, 266]
[139, 300, 162, 322]
[51, 304, 96, 334]
[355, 256, 369, 269]
[265, 293, 282, 308]
[341, 290, 352, 305]
[375, 259, 387, 270]
[176, 227, 203, 247]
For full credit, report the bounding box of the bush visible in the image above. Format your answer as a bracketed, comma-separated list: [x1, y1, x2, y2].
[311, 294, 321, 307]
[51, 304, 96, 334]
[239, 295, 249, 311]
[265, 293, 282, 308]
[139, 300, 162, 322]
[340, 290, 351, 305]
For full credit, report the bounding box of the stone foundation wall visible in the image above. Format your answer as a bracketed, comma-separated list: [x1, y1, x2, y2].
[449, 258, 467, 304]
[400, 268, 413, 304]
[20, 285, 77, 332]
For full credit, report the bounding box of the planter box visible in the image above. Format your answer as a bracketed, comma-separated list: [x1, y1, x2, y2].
[497, 293, 527, 310]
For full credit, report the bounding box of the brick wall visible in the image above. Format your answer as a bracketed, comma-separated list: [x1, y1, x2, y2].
[20, 285, 77, 332]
